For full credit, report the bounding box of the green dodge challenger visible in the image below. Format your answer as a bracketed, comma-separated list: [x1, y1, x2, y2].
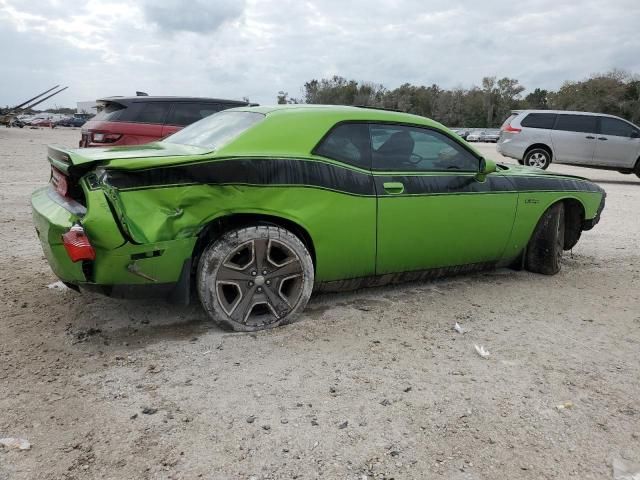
[32, 105, 606, 331]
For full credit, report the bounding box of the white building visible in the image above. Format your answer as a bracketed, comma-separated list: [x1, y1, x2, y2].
[76, 101, 98, 115]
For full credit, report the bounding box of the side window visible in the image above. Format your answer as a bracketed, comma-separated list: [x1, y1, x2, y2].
[314, 123, 371, 169]
[554, 114, 597, 134]
[118, 102, 170, 124]
[371, 124, 479, 172]
[166, 103, 222, 126]
[521, 113, 557, 129]
[600, 117, 635, 137]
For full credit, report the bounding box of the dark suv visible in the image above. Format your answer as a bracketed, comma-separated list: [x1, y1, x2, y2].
[80, 96, 254, 147]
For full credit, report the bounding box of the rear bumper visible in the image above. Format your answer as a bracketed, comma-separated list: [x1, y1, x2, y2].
[31, 185, 196, 301]
[496, 139, 525, 160]
[32, 186, 87, 282]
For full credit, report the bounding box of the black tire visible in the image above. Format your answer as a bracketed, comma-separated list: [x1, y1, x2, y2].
[197, 225, 314, 332]
[523, 148, 551, 170]
[635, 159, 640, 179]
[525, 203, 565, 275]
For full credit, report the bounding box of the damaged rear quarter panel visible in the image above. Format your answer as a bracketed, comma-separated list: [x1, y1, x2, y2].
[108, 183, 377, 282]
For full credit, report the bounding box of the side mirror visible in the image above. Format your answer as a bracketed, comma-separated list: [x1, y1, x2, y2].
[631, 130, 640, 139]
[479, 157, 497, 175]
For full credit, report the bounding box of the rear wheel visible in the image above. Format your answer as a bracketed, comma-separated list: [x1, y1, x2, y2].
[635, 159, 640, 179]
[524, 148, 551, 169]
[525, 203, 565, 275]
[197, 225, 314, 332]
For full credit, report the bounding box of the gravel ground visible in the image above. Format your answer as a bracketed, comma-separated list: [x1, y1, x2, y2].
[0, 127, 639, 480]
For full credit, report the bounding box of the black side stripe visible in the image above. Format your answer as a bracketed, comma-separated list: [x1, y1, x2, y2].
[374, 174, 603, 195]
[105, 158, 376, 196]
[374, 175, 514, 194]
[507, 176, 602, 194]
[103, 157, 603, 196]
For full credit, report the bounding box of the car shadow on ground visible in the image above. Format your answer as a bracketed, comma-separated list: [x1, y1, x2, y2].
[67, 293, 220, 350]
[68, 268, 528, 351]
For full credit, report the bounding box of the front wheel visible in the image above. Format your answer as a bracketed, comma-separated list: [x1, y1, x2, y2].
[524, 148, 551, 169]
[525, 203, 565, 275]
[197, 225, 314, 332]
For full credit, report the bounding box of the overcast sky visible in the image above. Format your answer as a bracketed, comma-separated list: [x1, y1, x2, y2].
[1, 0, 639, 109]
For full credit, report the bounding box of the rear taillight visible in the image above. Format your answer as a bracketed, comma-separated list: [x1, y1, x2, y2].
[62, 225, 96, 262]
[51, 167, 68, 197]
[502, 124, 521, 133]
[92, 132, 122, 143]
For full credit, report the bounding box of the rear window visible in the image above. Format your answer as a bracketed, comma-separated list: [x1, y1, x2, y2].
[92, 101, 170, 124]
[554, 114, 597, 134]
[521, 113, 557, 129]
[600, 117, 636, 137]
[92, 102, 126, 122]
[163, 111, 264, 149]
[166, 103, 222, 126]
[500, 113, 518, 129]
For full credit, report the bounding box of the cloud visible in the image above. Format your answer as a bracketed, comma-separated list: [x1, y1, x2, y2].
[0, 0, 638, 109]
[143, 0, 245, 33]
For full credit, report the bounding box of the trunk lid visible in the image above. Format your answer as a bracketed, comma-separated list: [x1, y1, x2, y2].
[48, 142, 213, 170]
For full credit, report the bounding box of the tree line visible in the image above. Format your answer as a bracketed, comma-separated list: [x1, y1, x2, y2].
[277, 70, 640, 128]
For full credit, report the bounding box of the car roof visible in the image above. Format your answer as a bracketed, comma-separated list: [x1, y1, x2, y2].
[214, 104, 480, 159]
[512, 109, 627, 119]
[97, 96, 251, 106]
[228, 104, 443, 126]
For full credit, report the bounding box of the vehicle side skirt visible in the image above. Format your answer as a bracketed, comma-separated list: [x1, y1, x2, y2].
[315, 261, 496, 292]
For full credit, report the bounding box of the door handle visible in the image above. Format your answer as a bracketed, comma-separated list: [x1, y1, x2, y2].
[585, 135, 595, 139]
[597, 137, 607, 141]
[383, 182, 405, 194]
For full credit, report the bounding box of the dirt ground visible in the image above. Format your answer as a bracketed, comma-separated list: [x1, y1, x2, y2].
[1, 127, 639, 480]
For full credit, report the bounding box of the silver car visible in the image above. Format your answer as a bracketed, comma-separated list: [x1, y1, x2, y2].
[466, 130, 484, 142]
[497, 110, 640, 177]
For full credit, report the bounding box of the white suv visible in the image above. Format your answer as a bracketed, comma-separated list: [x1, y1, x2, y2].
[497, 110, 640, 177]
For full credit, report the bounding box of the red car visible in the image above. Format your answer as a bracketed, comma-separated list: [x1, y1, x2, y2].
[80, 96, 254, 147]
[30, 118, 55, 127]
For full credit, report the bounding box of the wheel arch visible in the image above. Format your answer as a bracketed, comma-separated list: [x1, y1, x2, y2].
[533, 196, 584, 249]
[192, 211, 317, 272]
[561, 197, 585, 250]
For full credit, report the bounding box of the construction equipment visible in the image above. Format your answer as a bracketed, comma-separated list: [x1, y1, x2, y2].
[1, 85, 69, 127]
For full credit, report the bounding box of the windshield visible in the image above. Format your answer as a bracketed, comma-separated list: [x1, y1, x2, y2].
[163, 111, 264, 149]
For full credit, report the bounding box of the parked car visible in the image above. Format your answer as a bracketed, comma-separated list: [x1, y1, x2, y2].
[480, 130, 500, 143]
[32, 105, 605, 332]
[5, 118, 24, 128]
[79, 96, 255, 147]
[30, 118, 55, 127]
[457, 129, 471, 140]
[498, 110, 640, 176]
[56, 116, 88, 128]
[466, 131, 484, 142]
[449, 128, 471, 140]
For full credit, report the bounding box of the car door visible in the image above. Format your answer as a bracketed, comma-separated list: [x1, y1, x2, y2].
[550, 114, 598, 165]
[593, 117, 640, 169]
[371, 124, 518, 275]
